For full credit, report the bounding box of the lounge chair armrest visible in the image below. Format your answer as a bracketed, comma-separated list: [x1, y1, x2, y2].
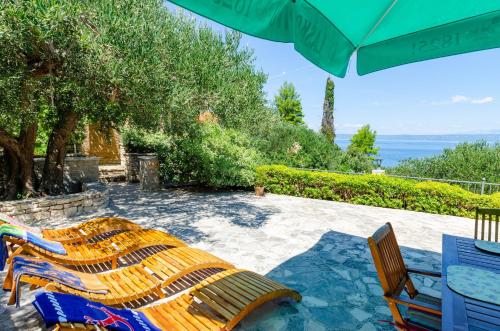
[406, 267, 441, 278]
[387, 295, 442, 316]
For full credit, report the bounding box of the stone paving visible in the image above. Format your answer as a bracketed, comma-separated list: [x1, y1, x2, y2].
[0, 183, 475, 330]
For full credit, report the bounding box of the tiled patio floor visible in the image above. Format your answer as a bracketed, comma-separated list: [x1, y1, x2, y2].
[0, 183, 475, 330]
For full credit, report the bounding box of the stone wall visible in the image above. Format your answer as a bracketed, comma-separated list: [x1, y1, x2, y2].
[124, 153, 156, 183]
[139, 156, 160, 191]
[0, 182, 109, 222]
[34, 156, 100, 193]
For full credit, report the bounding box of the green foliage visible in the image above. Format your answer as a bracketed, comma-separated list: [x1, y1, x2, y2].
[320, 77, 335, 143]
[0, 0, 381, 193]
[256, 165, 499, 218]
[123, 123, 262, 188]
[339, 149, 374, 173]
[254, 121, 343, 170]
[348, 125, 379, 156]
[389, 141, 500, 182]
[274, 82, 305, 126]
[0, 0, 270, 195]
[164, 124, 263, 188]
[196, 124, 263, 187]
[121, 127, 172, 155]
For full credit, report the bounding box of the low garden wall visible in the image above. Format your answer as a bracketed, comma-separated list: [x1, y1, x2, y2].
[0, 182, 109, 222]
[34, 156, 100, 192]
[256, 165, 500, 219]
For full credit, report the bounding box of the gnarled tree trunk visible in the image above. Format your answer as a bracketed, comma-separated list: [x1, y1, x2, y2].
[2, 148, 19, 200]
[41, 109, 79, 195]
[0, 123, 37, 200]
[18, 123, 37, 196]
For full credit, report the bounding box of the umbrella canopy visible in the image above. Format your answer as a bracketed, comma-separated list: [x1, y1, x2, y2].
[168, 0, 500, 77]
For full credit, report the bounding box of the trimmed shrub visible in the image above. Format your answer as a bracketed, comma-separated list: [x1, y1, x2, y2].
[256, 165, 500, 218]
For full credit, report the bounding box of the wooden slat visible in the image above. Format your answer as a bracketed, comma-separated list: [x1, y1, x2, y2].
[8, 247, 233, 307]
[45, 268, 300, 331]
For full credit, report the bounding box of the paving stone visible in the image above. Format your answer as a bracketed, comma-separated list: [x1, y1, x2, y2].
[375, 306, 391, 316]
[351, 308, 373, 322]
[347, 293, 368, 306]
[420, 287, 442, 299]
[362, 277, 378, 284]
[302, 296, 329, 308]
[360, 322, 378, 331]
[368, 284, 384, 296]
[424, 278, 434, 287]
[322, 244, 334, 251]
[304, 319, 326, 331]
[332, 268, 352, 280]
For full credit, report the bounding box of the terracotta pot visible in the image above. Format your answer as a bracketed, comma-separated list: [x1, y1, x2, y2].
[255, 186, 265, 197]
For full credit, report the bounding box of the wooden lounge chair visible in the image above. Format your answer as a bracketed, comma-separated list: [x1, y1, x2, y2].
[475, 208, 500, 242]
[35, 269, 302, 331]
[0, 213, 143, 244]
[41, 217, 143, 244]
[6, 229, 187, 270]
[5, 247, 234, 306]
[368, 223, 442, 331]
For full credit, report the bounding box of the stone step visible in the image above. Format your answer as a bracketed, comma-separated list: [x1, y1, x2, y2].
[99, 165, 126, 183]
[100, 174, 126, 183]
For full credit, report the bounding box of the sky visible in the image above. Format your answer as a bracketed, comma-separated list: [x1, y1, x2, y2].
[165, 3, 500, 135]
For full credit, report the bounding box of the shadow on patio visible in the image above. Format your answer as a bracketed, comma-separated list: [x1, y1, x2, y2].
[237, 230, 442, 331]
[82, 184, 279, 244]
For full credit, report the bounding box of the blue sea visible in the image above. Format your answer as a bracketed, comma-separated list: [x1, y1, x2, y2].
[336, 134, 500, 168]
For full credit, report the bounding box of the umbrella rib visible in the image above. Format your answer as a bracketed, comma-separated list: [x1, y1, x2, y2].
[355, 0, 399, 51]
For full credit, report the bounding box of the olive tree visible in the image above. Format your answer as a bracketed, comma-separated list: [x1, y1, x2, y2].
[0, 0, 174, 197]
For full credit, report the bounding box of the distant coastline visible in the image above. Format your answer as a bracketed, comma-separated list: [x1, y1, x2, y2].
[336, 134, 500, 167]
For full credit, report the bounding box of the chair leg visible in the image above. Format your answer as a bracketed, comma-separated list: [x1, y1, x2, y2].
[387, 301, 406, 329]
[8, 282, 18, 306]
[3, 262, 14, 290]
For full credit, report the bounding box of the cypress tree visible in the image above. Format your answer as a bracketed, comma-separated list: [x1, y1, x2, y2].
[320, 77, 335, 143]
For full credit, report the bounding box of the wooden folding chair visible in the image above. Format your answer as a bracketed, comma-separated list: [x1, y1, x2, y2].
[368, 223, 442, 331]
[475, 208, 500, 242]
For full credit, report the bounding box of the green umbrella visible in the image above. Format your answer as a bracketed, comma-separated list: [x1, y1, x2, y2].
[168, 0, 500, 77]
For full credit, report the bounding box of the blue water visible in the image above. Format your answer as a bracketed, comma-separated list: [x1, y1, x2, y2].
[336, 134, 500, 168]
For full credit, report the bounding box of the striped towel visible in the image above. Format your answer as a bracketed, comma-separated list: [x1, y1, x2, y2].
[33, 291, 160, 331]
[0, 224, 66, 270]
[12, 256, 108, 307]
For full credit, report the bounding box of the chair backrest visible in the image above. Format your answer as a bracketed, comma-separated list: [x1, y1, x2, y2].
[368, 223, 413, 297]
[475, 208, 500, 242]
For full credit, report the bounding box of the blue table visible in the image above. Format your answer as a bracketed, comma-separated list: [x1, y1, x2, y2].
[442, 235, 500, 330]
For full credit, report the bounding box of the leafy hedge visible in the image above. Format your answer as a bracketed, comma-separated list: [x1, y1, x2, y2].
[256, 165, 500, 218]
